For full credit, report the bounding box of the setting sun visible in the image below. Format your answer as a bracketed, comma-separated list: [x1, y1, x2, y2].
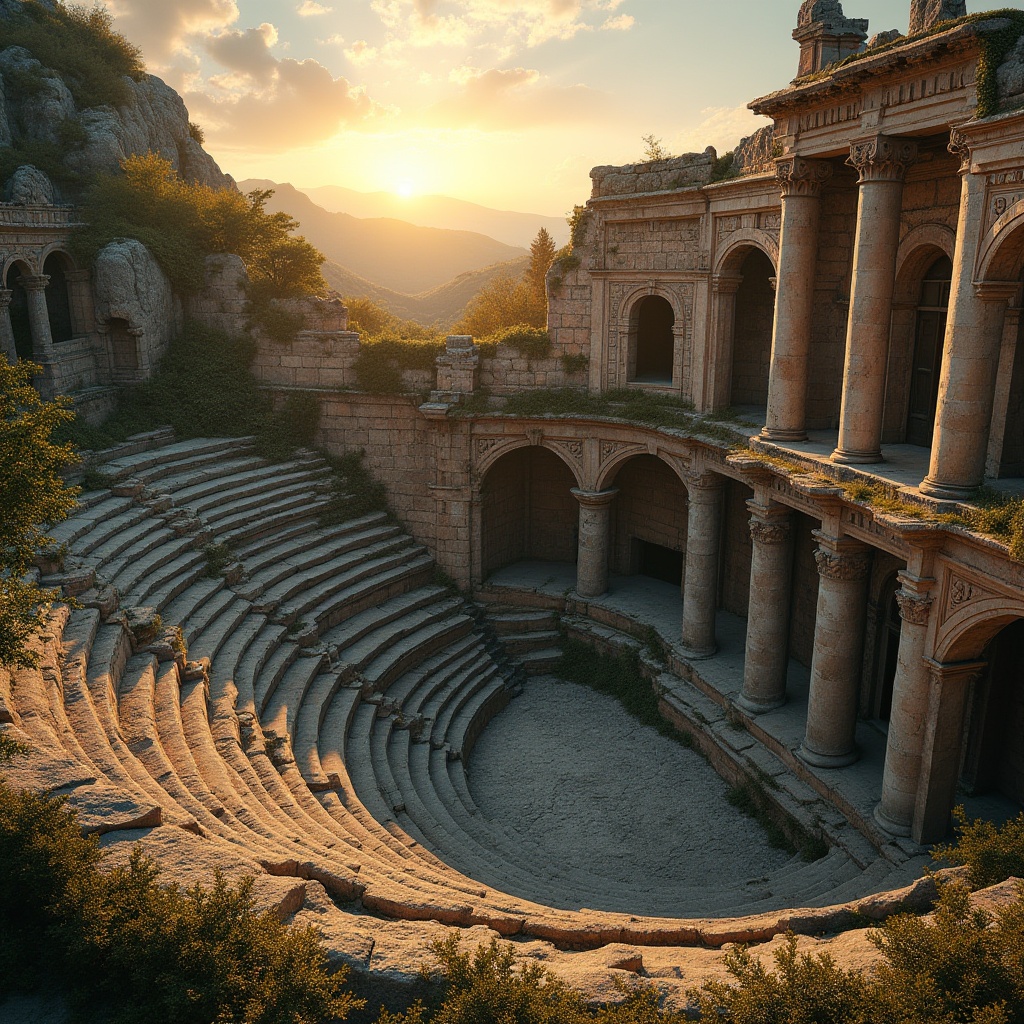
[395, 181, 415, 198]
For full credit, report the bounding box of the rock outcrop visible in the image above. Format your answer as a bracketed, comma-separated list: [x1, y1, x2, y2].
[998, 34, 1024, 110]
[5, 164, 56, 205]
[0, 46, 76, 147]
[733, 126, 776, 177]
[909, 0, 967, 35]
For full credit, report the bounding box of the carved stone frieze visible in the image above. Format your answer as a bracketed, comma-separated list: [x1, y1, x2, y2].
[775, 157, 833, 198]
[847, 135, 918, 183]
[550, 439, 583, 464]
[476, 437, 500, 457]
[814, 547, 871, 582]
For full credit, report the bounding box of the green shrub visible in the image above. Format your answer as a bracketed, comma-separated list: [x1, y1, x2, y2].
[934, 807, 1024, 889]
[319, 450, 390, 524]
[561, 352, 589, 375]
[353, 336, 445, 394]
[477, 325, 552, 360]
[2, 1, 146, 110]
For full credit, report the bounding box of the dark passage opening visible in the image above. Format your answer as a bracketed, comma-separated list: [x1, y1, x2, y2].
[632, 296, 675, 383]
[636, 539, 683, 586]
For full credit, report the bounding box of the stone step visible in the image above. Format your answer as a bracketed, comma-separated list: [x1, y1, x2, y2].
[499, 630, 561, 656]
[75, 503, 154, 558]
[188, 597, 253, 666]
[261, 653, 329, 740]
[143, 453, 271, 497]
[444, 674, 513, 759]
[99, 437, 254, 483]
[429, 667, 506, 754]
[50, 495, 136, 549]
[122, 442, 259, 489]
[180, 586, 238, 643]
[202, 485, 327, 534]
[344, 701, 403, 824]
[183, 467, 331, 524]
[253, 640, 303, 718]
[402, 649, 495, 724]
[160, 576, 227, 630]
[514, 647, 563, 675]
[487, 609, 559, 635]
[312, 685, 364, 783]
[108, 533, 198, 598]
[128, 549, 211, 610]
[320, 585, 448, 659]
[218, 498, 333, 550]
[88, 513, 175, 571]
[233, 622, 291, 717]
[381, 633, 485, 712]
[166, 456, 322, 507]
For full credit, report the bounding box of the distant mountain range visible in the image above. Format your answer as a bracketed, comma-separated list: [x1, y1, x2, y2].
[239, 180, 528, 296]
[298, 185, 568, 250]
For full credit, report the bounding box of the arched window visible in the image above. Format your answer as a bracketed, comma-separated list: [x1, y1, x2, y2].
[730, 249, 776, 408]
[629, 296, 675, 384]
[906, 255, 952, 447]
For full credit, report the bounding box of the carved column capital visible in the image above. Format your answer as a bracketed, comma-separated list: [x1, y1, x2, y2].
[750, 518, 792, 546]
[948, 126, 973, 174]
[19, 274, 49, 292]
[683, 469, 724, 498]
[0, 289, 11, 309]
[775, 156, 833, 199]
[847, 134, 919, 183]
[813, 543, 871, 582]
[571, 487, 618, 509]
[925, 658, 986, 691]
[896, 590, 933, 625]
[712, 274, 743, 296]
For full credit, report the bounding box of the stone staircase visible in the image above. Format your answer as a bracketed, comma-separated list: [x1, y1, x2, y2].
[0, 434, 943, 1001]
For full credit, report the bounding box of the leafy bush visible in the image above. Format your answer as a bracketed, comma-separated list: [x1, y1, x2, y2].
[319, 450, 390, 524]
[353, 336, 445, 394]
[72, 155, 326, 297]
[3, 1, 145, 110]
[934, 807, 1024, 889]
[477, 325, 552, 361]
[561, 352, 589, 375]
[0, 359, 79, 667]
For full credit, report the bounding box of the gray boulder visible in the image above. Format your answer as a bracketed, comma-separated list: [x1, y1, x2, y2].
[909, 0, 966, 34]
[5, 164, 55, 204]
[998, 34, 1024, 109]
[0, 46, 75, 146]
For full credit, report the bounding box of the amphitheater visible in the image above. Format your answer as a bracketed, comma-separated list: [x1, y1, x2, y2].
[4, 0, 1024, 1016]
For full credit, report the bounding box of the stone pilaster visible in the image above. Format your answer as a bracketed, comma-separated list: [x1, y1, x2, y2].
[762, 157, 832, 442]
[922, 130, 1019, 498]
[572, 488, 618, 599]
[800, 534, 871, 768]
[875, 572, 936, 836]
[0, 289, 16, 364]
[738, 502, 794, 713]
[913, 659, 987, 843]
[833, 136, 918, 465]
[681, 471, 724, 659]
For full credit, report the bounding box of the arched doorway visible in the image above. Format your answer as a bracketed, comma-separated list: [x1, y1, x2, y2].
[628, 296, 675, 384]
[961, 620, 1024, 806]
[906, 255, 952, 447]
[5, 261, 33, 359]
[480, 446, 578, 578]
[43, 253, 75, 344]
[606, 454, 688, 586]
[730, 249, 775, 408]
[107, 317, 139, 378]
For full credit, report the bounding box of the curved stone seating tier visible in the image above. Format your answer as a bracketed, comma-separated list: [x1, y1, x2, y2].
[1, 435, 947, 1003]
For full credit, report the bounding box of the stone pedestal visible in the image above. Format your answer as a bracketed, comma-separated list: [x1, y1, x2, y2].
[681, 472, 724, 659]
[0, 289, 16, 364]
[762, 157, 832, 442]
[800, 535, 871, 768]
[833, 136, 918, 465]
[922, 132, 1018, 498]
[739, 503, 794, 713]
[875, 572, 935, 836]
[913, 659, 987, 843]
[572, 488, 618, 599]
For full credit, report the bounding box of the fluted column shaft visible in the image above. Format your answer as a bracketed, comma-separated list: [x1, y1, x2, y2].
[762, 157, 832, 441]
[922, 131, 1018, 498]
[875, 572, 935, 836]
[572, 488, 617, 599]
[681, 472, 724, 658]
[913, 660, 987, 843]
[800, 535, 871, 768]
[833, 136, 918, 465]
[21, 274, 55, 361]
[739, 502, 794, 713]
[0, 289, 16, 364]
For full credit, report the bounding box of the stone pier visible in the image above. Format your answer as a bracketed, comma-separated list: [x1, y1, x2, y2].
[573, 488, 618, 599]
[681, 472, 724, 658]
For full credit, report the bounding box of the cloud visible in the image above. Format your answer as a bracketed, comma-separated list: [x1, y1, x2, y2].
[188, 56, 378, 150]
[297, 1, 333, 14]
[344, 40, 379, 65]
[101, 0, 239, 68]
[426, 64, 606, 129]
[601, 13, 633, 30]
[205, 24, 279, 84]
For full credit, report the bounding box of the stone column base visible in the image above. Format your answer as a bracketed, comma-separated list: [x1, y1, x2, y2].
[831, 446, 884, 465]
[919, 476, 979, 501]
[735, 693, 786, 716]
[760, 426, 808, 443]
[798, 743, 860, 769]
[680, 643, 717, 662]
[873, 802, 912, 838]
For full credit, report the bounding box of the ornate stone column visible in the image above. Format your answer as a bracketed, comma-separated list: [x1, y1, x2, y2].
[762, 157, 833, 441]
[572, 488, 618, 599]
[922, 130, 1018, 498]
[0, 289, 17, 364]
[832, 135, 918, 465]
[710, 274, 743, 411]
[800, 534, 871, 768]
[681, 471, 724, 659]
[875, 572, 936, 836]
[738, 502, 794, 713]
[913, 659, 987, 843]
[20, 274, 55, 361]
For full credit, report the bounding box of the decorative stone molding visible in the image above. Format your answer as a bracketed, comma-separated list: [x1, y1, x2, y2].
[948, 127, 972, 174]
[571, 487, 619, 509]
[813, 546, 871, 582]
[19, 273, 49, 293]
[551, 439, 584, 465]
[527, 428, 543, 446]
[682, 469, 723, 494]
[896, 590, 933, 626]
[750, 518, 792, 546]
[775, 157, 833, 198]
[847, 135, 918, 183]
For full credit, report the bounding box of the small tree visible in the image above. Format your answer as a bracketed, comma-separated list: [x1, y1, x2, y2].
[454, 271, 541, 337]
[525, 227, 557, 311]
[642, 134, 671, 162]
[0, 360, 78, 667]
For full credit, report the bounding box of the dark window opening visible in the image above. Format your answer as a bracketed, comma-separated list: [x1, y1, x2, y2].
[906, 255, 952, 447]
[636, 539, 683, 586]
[7, 269, 32, 358]
[108, 318, 138, 373]
[43, 255, 74, 344]
[631, 296, 675, 383]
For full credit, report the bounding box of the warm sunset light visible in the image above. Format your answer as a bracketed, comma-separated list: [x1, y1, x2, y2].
[395, 182, 415, 199]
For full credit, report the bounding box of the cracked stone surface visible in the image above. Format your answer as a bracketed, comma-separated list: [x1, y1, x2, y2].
[466, 675, 791, 916]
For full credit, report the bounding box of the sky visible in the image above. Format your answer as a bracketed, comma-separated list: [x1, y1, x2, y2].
[96, 0, 1015, 218]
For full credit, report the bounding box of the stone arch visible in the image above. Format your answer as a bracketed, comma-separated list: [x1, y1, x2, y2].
[720, 246, 776, 410]
[479, 444, 580, 578]
[627, 294, 676, 384]
[935, 597, 1024, 664]
[475, 435, 584, 490]
[976, 199, 1024, 285]
[714, 230, 779, 279]
[595, 443, 689, 493]
[893, 224, 956, 295]
[42, 250, 75, 344]
[601, 452, 690, 585]
[4, 258, 35, 359]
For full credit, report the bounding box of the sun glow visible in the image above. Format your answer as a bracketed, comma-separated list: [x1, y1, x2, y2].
[395, 181, 415, 198]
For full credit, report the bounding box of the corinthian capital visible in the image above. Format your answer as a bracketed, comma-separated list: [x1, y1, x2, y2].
[847, 135, 918, 183]
[948, 126, 972, 174]
[775, 157, 833, 198]
[814, 546, 871, 582]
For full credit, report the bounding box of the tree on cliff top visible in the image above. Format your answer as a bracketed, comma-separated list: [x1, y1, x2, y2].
[0, 359, 78, 667]
[72, 154, 326, 297]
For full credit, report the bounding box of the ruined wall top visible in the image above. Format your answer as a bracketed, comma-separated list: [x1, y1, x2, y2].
[909, 0, 967, 35]
[794, 0, 869, 77]
[590, 150, 715, 199]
